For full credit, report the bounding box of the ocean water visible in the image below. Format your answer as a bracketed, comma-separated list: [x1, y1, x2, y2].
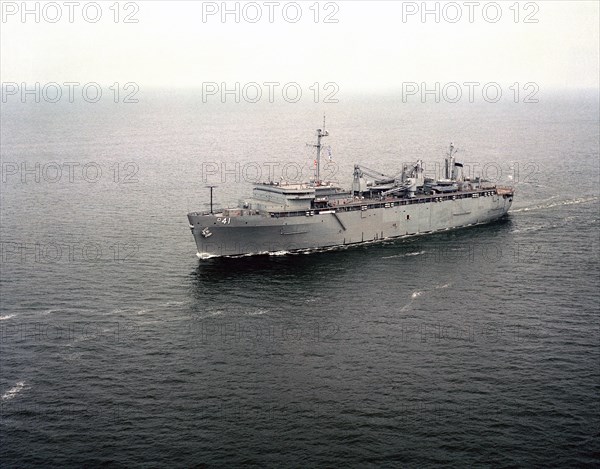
[1, 90, 599, 467]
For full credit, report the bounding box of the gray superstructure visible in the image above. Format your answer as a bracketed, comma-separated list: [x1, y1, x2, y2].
[188, 123, 514, 258]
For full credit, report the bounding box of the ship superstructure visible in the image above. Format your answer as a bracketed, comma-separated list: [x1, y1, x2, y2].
[188, 123, 514, 258]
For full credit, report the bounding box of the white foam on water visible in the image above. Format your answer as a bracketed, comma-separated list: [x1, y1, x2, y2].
[163, 301, 185, 307]
[197, 252, 218, 259]
[2, 381, 26, 401]
[401, 291, 424, 311]
[247, 309, 268, 316]
[0, 314, 15, 321]
[228, 251, 270, 258]
[382, 250, 426, 259]
[111, 307, 148, 315]
[194, 309, 224, 319]
[269, 250, 290, 256]
[407, 250, 426, 256]
[512, 196, 598, 213]
[510, 225, 547, 234]
[401, 284, 451, 311]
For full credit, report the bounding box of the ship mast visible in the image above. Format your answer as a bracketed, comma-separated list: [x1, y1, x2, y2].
[445, 142, 458, 180]
[205, 185, 217, 214]
[308, 115, 329, 185]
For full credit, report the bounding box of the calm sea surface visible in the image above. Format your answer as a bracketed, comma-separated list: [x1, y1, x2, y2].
[1, 91, 599, 467]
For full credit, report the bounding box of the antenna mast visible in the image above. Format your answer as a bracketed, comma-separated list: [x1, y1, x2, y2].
[205, 185, 217, 214]
[445, 143, 458, 179]
[308, 114, 329, 185]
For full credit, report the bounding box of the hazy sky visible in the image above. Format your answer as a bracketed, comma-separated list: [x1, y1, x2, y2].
[1, 1, 598, 91]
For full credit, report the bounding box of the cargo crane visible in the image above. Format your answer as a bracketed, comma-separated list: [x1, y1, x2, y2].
[352, 164, 396, 195]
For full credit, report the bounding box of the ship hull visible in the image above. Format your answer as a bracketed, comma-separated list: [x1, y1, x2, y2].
[188, 192, 513, 258]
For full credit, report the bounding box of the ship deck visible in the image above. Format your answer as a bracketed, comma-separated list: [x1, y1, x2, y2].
[189, 186, 514, 219]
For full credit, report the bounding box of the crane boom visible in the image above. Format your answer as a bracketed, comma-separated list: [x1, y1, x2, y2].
[353, 164, 395, 184]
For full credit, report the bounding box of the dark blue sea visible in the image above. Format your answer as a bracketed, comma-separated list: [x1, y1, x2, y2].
[1, 90, 599, 467]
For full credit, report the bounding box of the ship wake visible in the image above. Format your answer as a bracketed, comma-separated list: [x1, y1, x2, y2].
[512, 196, 598, 213]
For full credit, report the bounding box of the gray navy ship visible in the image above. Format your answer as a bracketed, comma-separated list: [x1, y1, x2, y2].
[188, 123, 514, 258]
